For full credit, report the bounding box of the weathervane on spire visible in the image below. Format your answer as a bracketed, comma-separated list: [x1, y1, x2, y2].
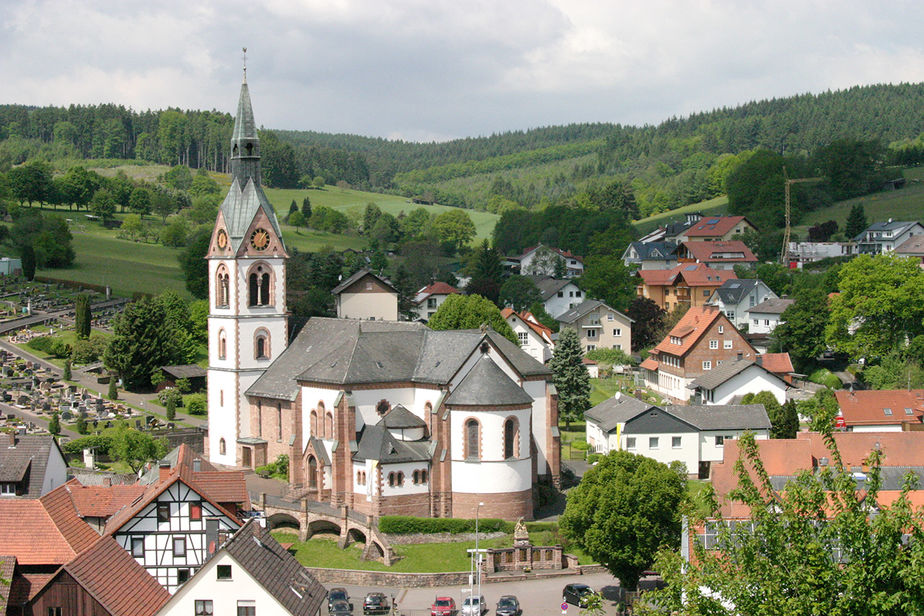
[242, 47, 248, 83]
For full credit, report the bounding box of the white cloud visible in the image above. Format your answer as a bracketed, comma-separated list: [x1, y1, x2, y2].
[0, 0, 922, 139]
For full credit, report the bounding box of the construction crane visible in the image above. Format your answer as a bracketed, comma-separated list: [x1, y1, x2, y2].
[779, 167, 823, 265]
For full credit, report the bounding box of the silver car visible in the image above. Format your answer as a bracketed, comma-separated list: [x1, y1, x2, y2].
[460, 596, 487, 616]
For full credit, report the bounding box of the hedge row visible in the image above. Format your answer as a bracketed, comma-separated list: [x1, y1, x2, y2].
[379, 516, 560, 535]
[62, 434, 114, 456]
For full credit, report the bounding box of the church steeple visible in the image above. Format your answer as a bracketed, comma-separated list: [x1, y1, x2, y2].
[230, 68, 260, 187]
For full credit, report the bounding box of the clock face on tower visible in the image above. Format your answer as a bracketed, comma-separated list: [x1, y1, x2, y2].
[216, 229, 228, 249]
[250, 228, 270, 251]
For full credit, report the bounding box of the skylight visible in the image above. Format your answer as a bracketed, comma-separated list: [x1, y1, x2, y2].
[685, 265, 697, 271]
[883, 408, 893, 416]
[707, 218, 720, 224]
[729, 283, 740, 288]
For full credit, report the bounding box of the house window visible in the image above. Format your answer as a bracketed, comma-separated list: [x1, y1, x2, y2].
[702, 361, 712, 370]
[366, 282, 373, 290]
[217, 564, 232, 580]
[672, 436, 682, 449]
[607, 313, 614, 321]
[626, 437, 636, 450]
[195, 600, 214, 615]
[649, 437, 659, 449]
[586, 344, 596, 351]
[47, 609, 62, 616]
[237, 601, 256, 616]
[703, 290, 710, 297]
[465, 419, 480, 460]
[255, 332, 269, 360]
[764, 319, 770, 326]
[178, 568, 190, 584]
[753, 319, 759, 326]
[709, 340, 718, 349]
[173, 537, 186, 557]
[587, 329, 597, 339]
[427, 297, 437, 308]
[716, 436, 725, 446]
[575, 291, 582, 297]
[357, 470, 366, 485]
[719, 324, 726, 332]
[0, 483, 14, 496]
[131, 537, 144, 557]
[190, 502, 202, 521]
[613, 328, 621, 336]
[724, 340, 733, 349]
[518, 332, 528, 344]
[157, 503, 170, 524]
[557, 291, 564, 297]
[613, 344, 622, 350]
[388, 471, 404, 487]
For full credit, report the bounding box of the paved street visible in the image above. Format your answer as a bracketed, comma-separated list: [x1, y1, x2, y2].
[326, 571, 643, 616]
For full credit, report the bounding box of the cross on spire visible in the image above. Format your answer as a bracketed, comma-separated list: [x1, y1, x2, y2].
[242, 46, 247, 83]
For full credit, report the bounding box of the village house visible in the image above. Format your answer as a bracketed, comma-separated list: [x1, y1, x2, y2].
[687, 356, 789, 405]
[331, 268, 399, 321]
[636, 263, 737, 312]
[786, 241, 854, 267]
[621, 241, 679, 270]
[676, 240, 758, 270]
[531, 276, 585, 318]
[705, 279, 778, 331]
[410, 281, 460, 321]
[156, 519, 325, 616]
[642, 306, 757, 403]
[673, 216, 757, 242]
[0, 432, 67, 498]
[833, 389, 924, 432]
[853, 220, 924, 255]
[502, 308, 555, 363]
[513, 245, 584, 278]
[895, 234, 924, 268]
[584, 393, 770, 478]
[746, 297, 795, 335]
[557, 300, 633, 353]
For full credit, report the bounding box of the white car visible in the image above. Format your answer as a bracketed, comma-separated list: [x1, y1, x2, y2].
[461, 596, 487, 616]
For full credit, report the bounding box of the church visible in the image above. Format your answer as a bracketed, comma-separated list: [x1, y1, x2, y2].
[205, 73, 560, 520]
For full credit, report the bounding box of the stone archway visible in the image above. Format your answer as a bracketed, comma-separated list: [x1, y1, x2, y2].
[266, 513, 301, 532]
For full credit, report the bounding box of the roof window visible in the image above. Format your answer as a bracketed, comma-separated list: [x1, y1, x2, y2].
[883, 408, 893, 416]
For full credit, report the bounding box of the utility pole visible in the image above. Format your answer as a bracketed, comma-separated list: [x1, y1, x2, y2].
[779, 167, 823, 265]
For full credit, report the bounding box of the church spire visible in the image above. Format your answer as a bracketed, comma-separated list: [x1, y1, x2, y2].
[230, 51, 260, 187]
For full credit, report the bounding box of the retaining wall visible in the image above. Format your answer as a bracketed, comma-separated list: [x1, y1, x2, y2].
[303, 564, 605, 588]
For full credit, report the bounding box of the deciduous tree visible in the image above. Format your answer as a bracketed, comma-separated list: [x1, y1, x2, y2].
[579, 255, 635, 311]
[110, 425, 167, 473]
[427, 294, 518, 344]
[771, 288, 829, 371]
[626, 297, 665, 351]
[499, 275, 542, 313]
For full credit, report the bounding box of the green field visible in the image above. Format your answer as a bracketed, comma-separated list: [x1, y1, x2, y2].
[632, 196, 729, 235]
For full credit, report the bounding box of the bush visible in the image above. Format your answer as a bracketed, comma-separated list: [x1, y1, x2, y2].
[379, 516, 514, 535]
[157, 387, 183, 408]
[256, 454, 289, 480]
[70, 334, 107, 364]
[28, 335, 70, 357]
[585, 347, 631, 366]
[808, 368, 842, 390]
[587, 453, 602, 464]
[186, 393, 206, 415]
[62, 434, 114, 455]
[571, 440, 590, 451]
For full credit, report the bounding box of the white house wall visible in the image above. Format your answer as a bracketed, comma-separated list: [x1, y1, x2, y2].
[41, 445, 68, 496]
[523, 380, 550, 474]
[748, 313, 783, 335]
[379, 461, 430, 497]
[708, 367, 786, 405]
[623, 431, 700, 473]
[699, 430, 769, 463]
[157, 550, 295, 616]
[543, 283, 583, 318]
[850, 424, 903, 433]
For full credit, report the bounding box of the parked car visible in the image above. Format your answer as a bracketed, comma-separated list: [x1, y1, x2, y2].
[330, 600, 354, 616]
[363, 593, 390, 615]
[563, 584, 594, 607]
[495, 595, 521, 616]
[329, 588, 351, 613]
[431, 597, 457, 616]
[461, 595, 487, 616]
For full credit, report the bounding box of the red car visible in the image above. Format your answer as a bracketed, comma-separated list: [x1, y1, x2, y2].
[431, 597, 456, 616]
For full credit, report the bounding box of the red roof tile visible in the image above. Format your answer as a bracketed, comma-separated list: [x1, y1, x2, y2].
[684, 216, 751, 238]
[834, 389, 924, 426]
[681, 240, 757, 263]
[637, 263, 736, 287]
[502, 309, 554, 342]
[417, 281, 460, 296]
[8, 572, 55, 606]
[189, 470, 249, 505]
[66, 483, 147, 518]
[0, 500, 79, 565]
[58, 536, 170, 616]
[40, 483, 101, 555]
[640, 358, 659, 371]
[759, 352, 794, 375]
[652, 306, 724, 357]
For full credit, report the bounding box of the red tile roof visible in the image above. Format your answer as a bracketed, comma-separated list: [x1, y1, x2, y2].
[639, 358, 659, 371]
[8, 572, 55, 606]
[637, 263, 736, 287]
[834, 389, 924, 427]
[40, 482, 102, 555]
[684, 216, 751, 238]
[502, 309, 554, 342]
[417, 281, 460, 297]
[56, 536, 170, 616]
[652, 306, 725, 357]
[0, 500, 81, 565]
[681, 240, 757, 263]
[759, 353, 794, 375]
[66, 482, 147, 519]
[189, 470, 249, 505]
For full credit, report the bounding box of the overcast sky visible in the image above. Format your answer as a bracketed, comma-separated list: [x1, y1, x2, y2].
[2, 1, 923, 142]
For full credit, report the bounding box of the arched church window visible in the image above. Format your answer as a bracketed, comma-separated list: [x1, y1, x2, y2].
[218, 330, 227, 360]
[504, 417, 519, 459]
[310, 410, 318, 436]
[255, 330, 269, 360]
[248, 264, 273, 307]
[249, 273, 258, 306]
[277, 404, 282, 441]
[465, 419, 480, 460]
[216, 266, 230, 308]
[260, 272, 270, 304]
[325, 412, 334, 439]
[307, 456, 318, 489]
[219, 438, 226, 455]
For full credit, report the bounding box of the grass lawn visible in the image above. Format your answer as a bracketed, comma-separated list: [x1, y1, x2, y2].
[589, 376, 622, 407]
[686, 479, 713, 517]
[632, 196, 729, 235]
[271, 530, 594, 572]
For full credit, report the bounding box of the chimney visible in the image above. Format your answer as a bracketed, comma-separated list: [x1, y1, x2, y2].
[5, 432, 15, 447]
[737, 352, 743, 362]
[756, 355, 763, 366]
[158, 460, 172, 482]
[103, 476, 111, 487]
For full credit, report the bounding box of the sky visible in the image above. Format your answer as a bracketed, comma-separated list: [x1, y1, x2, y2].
[2, 0, 923, 142]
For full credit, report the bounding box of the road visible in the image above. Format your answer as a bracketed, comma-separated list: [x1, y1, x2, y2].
[325, 571, 652, 616]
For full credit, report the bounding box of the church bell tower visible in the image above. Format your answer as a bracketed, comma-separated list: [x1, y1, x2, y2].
[206, 63, 288, 467]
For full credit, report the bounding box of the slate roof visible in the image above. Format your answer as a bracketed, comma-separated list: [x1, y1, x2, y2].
[331, 267, 396, 294]
[530, 276, 575, 301]
[747, 297, 795, 315]
[445, 356, 534, 406]
[711, 278, 762, 306]
[853, 220, 921, 242]
[221, 520, 327, 616]
[664, 404, 771, 431]
[354, 424, 431, 463]
[627, 241, 678, 260]
[684, 216, 751, 238]
[161, 364, 207, 379]
[895, 234, 924, 255]
[687, 359, 784, 391]
[248, 318, 549, 398]
[558, 300, 632, 325]
[0, 433, 64, 496]
[584, 394, 654, 433]
[54, 536, 170, 616]
[381, 405, 427, 429]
